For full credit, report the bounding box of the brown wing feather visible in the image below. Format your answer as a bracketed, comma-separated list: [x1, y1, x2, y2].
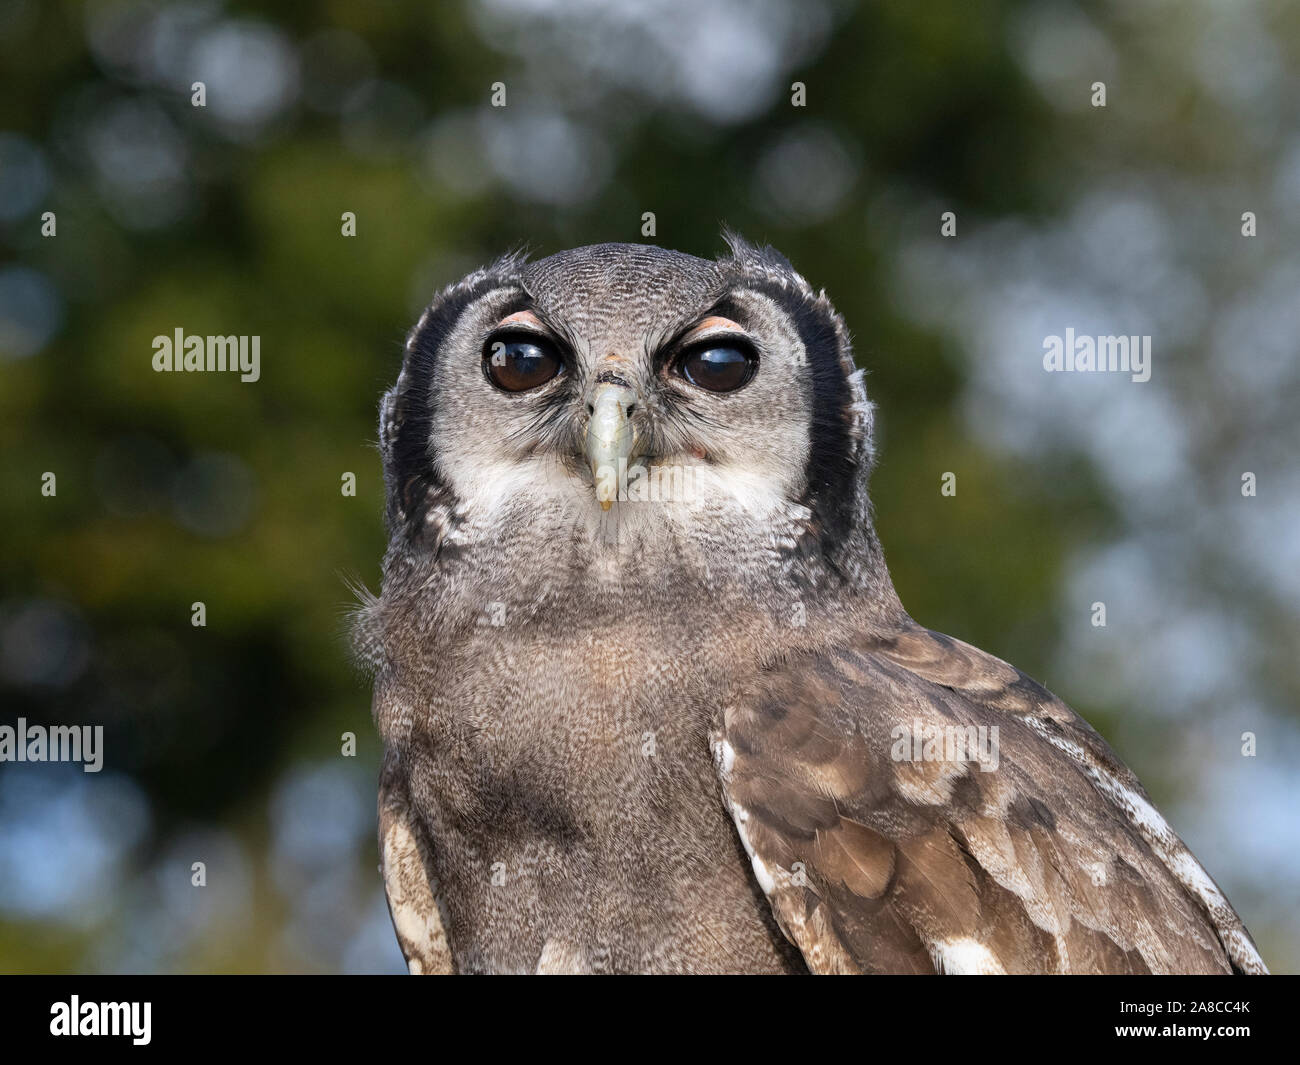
[378, 748, 456, 974]
[714, 623, 1266, 974]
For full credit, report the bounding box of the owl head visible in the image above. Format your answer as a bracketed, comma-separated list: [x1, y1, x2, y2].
[377, 236, 882, 596]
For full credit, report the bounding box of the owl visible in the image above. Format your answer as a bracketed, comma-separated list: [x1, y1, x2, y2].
[355, 236, 1266, 975]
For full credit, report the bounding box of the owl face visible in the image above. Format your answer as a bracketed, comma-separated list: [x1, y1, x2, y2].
[380, 239, 874, 586]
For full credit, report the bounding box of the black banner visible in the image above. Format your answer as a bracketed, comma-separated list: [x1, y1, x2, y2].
[0, 975, 1290, 1052]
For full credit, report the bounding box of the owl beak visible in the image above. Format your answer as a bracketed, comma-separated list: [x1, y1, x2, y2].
[585, 381, 639, 510]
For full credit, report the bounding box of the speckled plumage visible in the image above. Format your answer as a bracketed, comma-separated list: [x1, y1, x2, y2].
[357, 238, 1265, 975]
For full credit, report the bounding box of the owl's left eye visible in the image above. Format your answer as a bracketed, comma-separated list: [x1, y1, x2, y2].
[483, 335, 563, 392]
[677, 342, 757, 393]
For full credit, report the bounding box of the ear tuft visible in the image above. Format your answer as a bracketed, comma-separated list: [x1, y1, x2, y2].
[719, 228, 797, 279]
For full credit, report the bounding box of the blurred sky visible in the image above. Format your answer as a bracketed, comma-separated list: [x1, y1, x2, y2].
[0, 0, 1297, 973]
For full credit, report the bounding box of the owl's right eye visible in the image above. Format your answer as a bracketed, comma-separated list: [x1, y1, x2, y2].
[483, 335, 563, 392]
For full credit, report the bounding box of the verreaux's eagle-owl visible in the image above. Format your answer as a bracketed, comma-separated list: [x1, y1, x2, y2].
[354, 238, 1266, 975]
